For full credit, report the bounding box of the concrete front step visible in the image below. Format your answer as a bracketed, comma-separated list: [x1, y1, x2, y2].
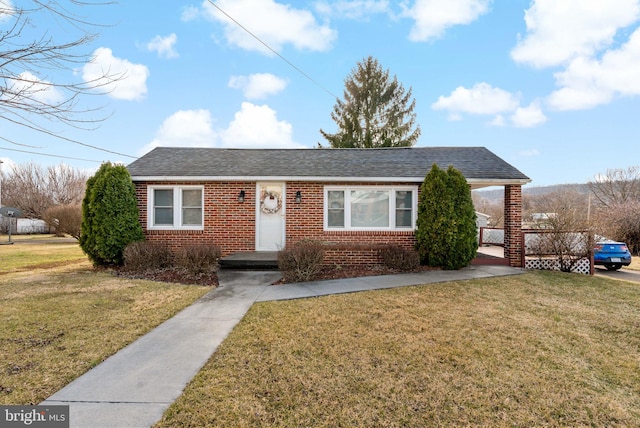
[219, 251, 279, 270]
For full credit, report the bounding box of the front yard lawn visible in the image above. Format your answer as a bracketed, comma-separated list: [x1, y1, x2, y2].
[0, 262, 209, 404]
[157, 270, 640, 427]
[0, 235, 86, 273]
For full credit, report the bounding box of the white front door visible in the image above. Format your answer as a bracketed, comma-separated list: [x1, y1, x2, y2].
[256, 182, 285, 251]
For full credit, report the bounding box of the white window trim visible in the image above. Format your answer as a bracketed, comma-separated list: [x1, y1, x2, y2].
[324, 185, 418, 231]
[147, 185, 204, 230]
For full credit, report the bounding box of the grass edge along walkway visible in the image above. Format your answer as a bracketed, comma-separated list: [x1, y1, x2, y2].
[157, 270, 640, 428]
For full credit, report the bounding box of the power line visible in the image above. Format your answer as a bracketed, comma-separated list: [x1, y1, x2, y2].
[0, 135, 44, 149]
[0, 146, 103, 163]
[207, 0, 339, 100]
[1, 116, 138, 159]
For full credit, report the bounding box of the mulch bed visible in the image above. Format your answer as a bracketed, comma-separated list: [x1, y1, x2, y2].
[114, 265, 440, 287]
[272, 264, 440, 285]
[113, 267, 219, 287]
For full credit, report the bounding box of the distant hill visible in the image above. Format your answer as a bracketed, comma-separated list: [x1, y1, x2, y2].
[473, 183, 590, 203]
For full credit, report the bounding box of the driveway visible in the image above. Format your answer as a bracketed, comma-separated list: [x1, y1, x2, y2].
[595, 267, 640, 284]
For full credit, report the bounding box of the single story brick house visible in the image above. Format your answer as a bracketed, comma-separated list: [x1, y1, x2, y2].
[126, 146, 530, 267]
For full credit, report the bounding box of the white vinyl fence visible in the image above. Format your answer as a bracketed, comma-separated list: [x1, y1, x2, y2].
[0, 217, 50, 234]
[479, 227, 593, 275]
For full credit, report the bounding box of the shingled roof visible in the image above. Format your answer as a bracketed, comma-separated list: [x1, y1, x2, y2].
[127, 146, 530, 188]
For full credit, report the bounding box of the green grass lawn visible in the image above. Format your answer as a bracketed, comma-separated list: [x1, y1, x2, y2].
[157, 270, 640, 427]
[0, 235, 86, 272]
[625, 256, 640, 271]
[3, 235, 639, 425]
[0, 237, 210, 404]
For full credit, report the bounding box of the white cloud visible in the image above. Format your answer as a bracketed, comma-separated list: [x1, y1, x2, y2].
[140, 109, 218, 154]
[432, 82, 519, 116]
[517, 149, 541, 158]
[402, 0, 491, 42]
[82, 47, 149, 101]
[547, 84, 612, 111]
[228, 73, 288, 99]
[510, 101, 547, 127]
[146, 33, 178, 59]
[220, 102, 302, 148]
[489, 115, 505, 127]
[0, 0, 15, 21]
[181, 5, 200, 21]
[141, 103, 302, 154]
[511, 0, 640, 68]
[5, 71, 64, 105]
[198, 0, 336, 54]
[434, 83, 549, 128]
[0, 157, 16, 174]
[547, 28, 640, 110]
[315, 0, 389, 20]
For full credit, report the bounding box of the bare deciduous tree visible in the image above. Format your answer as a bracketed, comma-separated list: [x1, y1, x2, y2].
[525, 189, 590, 229]
[42, 203, 82, 239]
[588, 166, 640, 209]
[2, 162, 88, 219]
[593, 200, 640, 255]
[526, 190, 591, 272]
[0, 1, 120, 147]
[587, 166, 640, 253]
[472, 192, 504, 227]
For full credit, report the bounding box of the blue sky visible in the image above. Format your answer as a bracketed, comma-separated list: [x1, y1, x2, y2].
[1, 0, 640, 187]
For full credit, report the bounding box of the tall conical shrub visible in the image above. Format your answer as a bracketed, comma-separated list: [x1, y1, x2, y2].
[80, 162, 144, 266]
[416, 163, 477, 269]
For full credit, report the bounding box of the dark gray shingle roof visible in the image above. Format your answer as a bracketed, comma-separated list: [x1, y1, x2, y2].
[127, 146, 530, 184]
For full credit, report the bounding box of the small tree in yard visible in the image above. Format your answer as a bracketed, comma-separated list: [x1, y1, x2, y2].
[80, 162, 144, 266]
[528, 189, 592, 272]
[593, 200, 640, 255]
[42, 204, 82, 239]
[416, 164, 477, 270]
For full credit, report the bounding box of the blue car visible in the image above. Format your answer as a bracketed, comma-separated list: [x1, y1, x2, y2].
[593, 241, 632, 271]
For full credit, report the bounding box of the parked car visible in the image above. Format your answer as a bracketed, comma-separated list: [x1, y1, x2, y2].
[593, 241, 633, 271]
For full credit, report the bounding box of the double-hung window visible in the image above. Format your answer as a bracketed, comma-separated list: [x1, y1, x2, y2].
[325, 186, 417, 230]
[148, 186, 204, 230]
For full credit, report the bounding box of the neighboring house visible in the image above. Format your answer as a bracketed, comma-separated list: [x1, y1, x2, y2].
[475, 211, 491, 243]
[475, 212, 490, 229]
[524, 212, 558, 229]
[127, 146, 531, 267]
[0, 217, 49, 234]
[16, 218, 49, 234]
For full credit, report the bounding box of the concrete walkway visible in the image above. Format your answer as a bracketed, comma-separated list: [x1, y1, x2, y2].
[42, 265, 523, 428]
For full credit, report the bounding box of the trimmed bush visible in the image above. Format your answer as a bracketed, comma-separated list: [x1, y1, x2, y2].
[80, 162, 144, 266]
[174, 244, 221, 274]
[416, 164, 477, 270]
[278, 240, 325, 283]
[379, 245, 420, 271]
[123, 241, 174, 272]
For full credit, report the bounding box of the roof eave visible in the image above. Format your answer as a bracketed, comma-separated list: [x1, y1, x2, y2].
[467, 178, 532, 190]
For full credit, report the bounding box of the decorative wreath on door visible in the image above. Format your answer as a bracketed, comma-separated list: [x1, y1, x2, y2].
[261, 190, 282, 214]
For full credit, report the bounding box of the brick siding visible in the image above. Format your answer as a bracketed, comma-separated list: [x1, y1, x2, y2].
[504, 184, 523, 268]
[135, 181, 417, 266]
[135, 180, 524, 268]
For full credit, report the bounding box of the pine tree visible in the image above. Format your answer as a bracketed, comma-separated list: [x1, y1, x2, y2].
[320, 56, 421, 148]
[416, 164, 477, 270]
[80, 162, 144, 266]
